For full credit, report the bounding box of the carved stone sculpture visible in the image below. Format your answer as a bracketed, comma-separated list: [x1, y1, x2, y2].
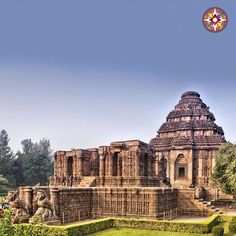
[6, 191, 29, 222]
[195, 187, 203, 199]
[34, 190, 56, 220]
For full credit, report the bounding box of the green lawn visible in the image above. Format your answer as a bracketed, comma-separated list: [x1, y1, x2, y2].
[89, 228, 211, 236]
[89, 222, 236, 236]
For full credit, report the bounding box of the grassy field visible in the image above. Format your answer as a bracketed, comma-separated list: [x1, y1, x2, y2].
[89, 222, 236, 236]
[88, 228, 211, 236]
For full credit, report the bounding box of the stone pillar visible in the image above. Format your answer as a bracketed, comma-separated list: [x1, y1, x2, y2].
[108, 153, 113, 176]
[147, 155, 152, 176]
[154, 156, 159, 176]
[170, 158, 175, 184]
[58, 155, 62, 178]
[187, 150, 193, 185]
[78, 156, 83, 176]
[99, 154, 105, 177]
[135, 152, 140, 177]
[24, 186, 33, 214]
[73, 155, 77, 177]
[64, 157, 68, 177]
[50, 187, 59, 216]
[167, 158, 170, 178]
[198, 157, 203, 184]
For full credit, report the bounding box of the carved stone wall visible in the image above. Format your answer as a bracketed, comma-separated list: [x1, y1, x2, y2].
[51, 140, 160, 188]
[18, 186, 217, 224]
[150, 91, 225, 188]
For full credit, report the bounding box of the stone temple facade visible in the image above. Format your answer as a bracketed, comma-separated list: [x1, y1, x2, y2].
[51, 91, 225, 190]
[150, 91, 225, 188]
[11, 91, 228, 224]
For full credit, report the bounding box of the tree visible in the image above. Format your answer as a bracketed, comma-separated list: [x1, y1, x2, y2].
[212, 142, 236, 195]
[15, 139, 53, 186]
[0, 130, 15, 185]
[0, 175, 8, 194]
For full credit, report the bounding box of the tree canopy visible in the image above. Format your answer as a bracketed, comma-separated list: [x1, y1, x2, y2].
[212, 142, 236, 195]
[0, 129, 53, 188]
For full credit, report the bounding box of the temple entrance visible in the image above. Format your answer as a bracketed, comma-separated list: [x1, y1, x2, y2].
[175, 154, 188, 180]
[68, 157, 73, 177]
[178, 167, 185, 178]
[112, 153, 118, 176]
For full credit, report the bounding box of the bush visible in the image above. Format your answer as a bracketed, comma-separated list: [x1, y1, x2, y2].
[113, 214, 219, 234]
[0, 211, 220, 236]
[58, 218, 114, 236]
[212, 226, 224, 236]
[0, 209, 15, 236]
[229, 221, 236, 232]
[231, 216, 236, 222]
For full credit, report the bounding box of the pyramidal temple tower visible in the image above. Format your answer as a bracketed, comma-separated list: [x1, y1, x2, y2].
[150, 91, 225, 188]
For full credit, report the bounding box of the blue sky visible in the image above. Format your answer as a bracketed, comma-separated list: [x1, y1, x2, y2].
[0, 0, 235, 152]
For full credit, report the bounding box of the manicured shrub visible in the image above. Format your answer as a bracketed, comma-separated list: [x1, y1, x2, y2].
[0, 211, 220, 236]
[231, 216, 236, 222]
[113, 214, 219, 234]
[229, 221, 236, 232]
[212, 226, 224, 236]
[63, 218, 114, 236]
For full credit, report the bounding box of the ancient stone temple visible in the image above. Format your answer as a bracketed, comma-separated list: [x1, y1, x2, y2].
[51, 140, 160, 187]
[9, 91, 228, 225]
[51, 91, 225, 190]
[150, 91, 225, 188]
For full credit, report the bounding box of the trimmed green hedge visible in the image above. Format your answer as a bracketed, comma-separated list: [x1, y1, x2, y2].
[15, 214, 219, 235]
[18, 218, 114, 236]
[212, 226, 224, 236]
[219, 215, 233, 222]
[113, 214, 219, 234]
[229, 220, 236, 233]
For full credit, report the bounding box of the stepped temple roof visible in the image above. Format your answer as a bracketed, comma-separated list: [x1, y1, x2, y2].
[150, 91, 225, 149]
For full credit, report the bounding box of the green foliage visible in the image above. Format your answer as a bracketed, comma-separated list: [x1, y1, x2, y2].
[0, 130, 15, 187]
[219, 214, 233, 222]
[0, 129, 53, 188]
[0, 212, 220, 236]
[64, 218, 114, 236]
[112, 214, 219, 234]
[0, 175, 8, 186]
[29, 215, 45, 224]
[212, 142, 236, 194]
[0, 209, 15, 236]
[0, 130, 14, 176]
[15, 138, 53, 186]
[211, 226, 224, 236]
[229, 220, 236, 232]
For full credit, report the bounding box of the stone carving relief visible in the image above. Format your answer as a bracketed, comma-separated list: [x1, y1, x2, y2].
[6, 191, 29, 222]
[34, 190, 56, 220]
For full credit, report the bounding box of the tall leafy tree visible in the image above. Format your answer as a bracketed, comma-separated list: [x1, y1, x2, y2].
[212, 142, 236, 195]
[16, 138, 53, 186]
[0, 130, 15, 183]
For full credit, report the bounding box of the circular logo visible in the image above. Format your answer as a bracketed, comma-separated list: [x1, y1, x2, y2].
[202, 7, 228, 32]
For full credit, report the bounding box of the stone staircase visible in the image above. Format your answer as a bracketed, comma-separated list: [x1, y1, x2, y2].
[197, 198, 223, 214]
[79, 177, 97, 187]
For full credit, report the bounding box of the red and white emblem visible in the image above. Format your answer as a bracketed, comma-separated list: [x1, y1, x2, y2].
[202, 7, 228, 33]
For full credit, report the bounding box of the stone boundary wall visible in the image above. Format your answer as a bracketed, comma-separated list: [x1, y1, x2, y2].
[91, 187, 177, 220]
[17, 187, 216, 224]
